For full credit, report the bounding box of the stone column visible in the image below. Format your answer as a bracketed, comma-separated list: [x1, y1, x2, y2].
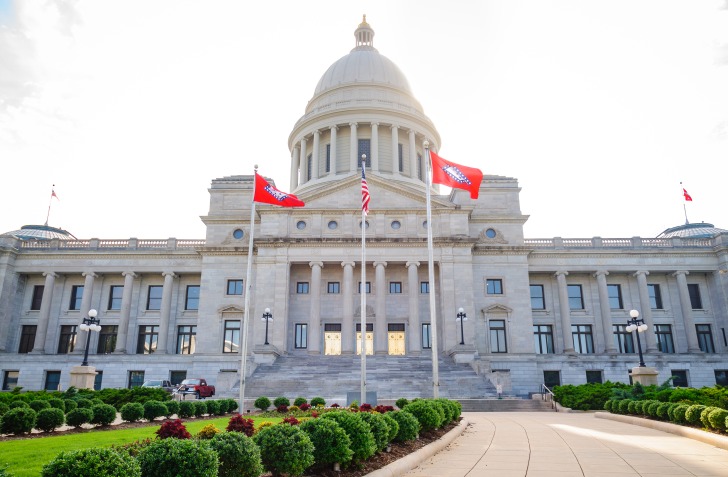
[341, 261, 355, 354]
[371, 122, 379, 172]
[555, 271, 575, 353]
[409, 130, 417, 179]
[634, 271, 658, 352]
[594, 271, 617, 353]
[312, 130, 320, 180]
[290, 145, 300, 191]
[31, 272, 57, 353]
[76, 272, 97, 355]
[299, 137, 308, 184]
[673, 271, 701, 352]
[391, 125, 400, 175]
[349, 122, 358, 171]
[330, 126, 338, 175]
[156, 272, 176, 354]
[114, 271, 136, 353]
[374, 261, 387, 354]
[407, 261, 420, 355]
[309, 262, 323, 354]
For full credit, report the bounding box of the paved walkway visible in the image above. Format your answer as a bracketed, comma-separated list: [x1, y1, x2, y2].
[403, 412, 728, 477]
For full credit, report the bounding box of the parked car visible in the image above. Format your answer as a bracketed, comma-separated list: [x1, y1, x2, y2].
[173, 378, 216, 399]
[141, 379, 175, 393]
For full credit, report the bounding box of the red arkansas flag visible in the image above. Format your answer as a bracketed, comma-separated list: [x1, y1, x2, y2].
[430, 151, 483, 199]
[683, 188, 692, 202]
[253, 172, 305, 207]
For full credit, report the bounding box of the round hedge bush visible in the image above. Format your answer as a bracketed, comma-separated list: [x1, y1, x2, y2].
[225, 398, 239, 413]
[0, 407, 37, 435]
[273, 396, 290, 408]
[428, 400, 447, 427]
[66, 408, 93, 428]
[708, 408, 728, 431]
[700, 406, 719, 428]
[209, 431, 264, 477]
[647, 401, 661, 417]
[321, 411, 376, 463]
[193, 400, 208, 418]
[90, 399, 104, 408]
[395, 398, 409, 409]
[685, 404, 707, 425]
[616, 399, 631, 415]
[656, 402, 671, 420]
[75, 398, 92, 409]
[36, 407, 65, 432]
[30, 400, 52, 412]
[254, 424, 315, 477]
[435, 399, 455, 423]
[164, 400, 180, 418]
[178, 401, 195, 418]
[293, 397, 308, 407]
[41, 448, 141, 477]
[0, 402, 9, 417]
[254, 396, 271, 412]
[48, 398, 66, 412]
[403, 400, 440, 432]
[196, 424, 220, 440]
[671, 404, 689, 424]
[358, 412, 390, 452]
[143, 401, 168, 422]
[380, 412, 399, 443]
[63, 400, 78, 413]
[9, 401, 30, 409]
[627, 401, 639, 414]
[299, 417, 353, 469]
[390, 410, 419, 442]
[120, 403, 144, 423]
[310, 396, 326, 407]
[138, 439, 217, 477]
[205, 400, 221, 416]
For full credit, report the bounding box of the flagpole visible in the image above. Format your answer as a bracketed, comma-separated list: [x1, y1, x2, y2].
[239, 166, 258, 413]
[423, 141, 440, 398]
[360, 154, 367, 405]
[680, 182, 690, 225]
[45, 185, 56, 226]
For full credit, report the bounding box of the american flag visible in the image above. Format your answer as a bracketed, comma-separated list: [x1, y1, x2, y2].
[361, 165, 370, 215]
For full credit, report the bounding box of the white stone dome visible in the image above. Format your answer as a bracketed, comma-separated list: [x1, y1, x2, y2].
[314, 48, 412, 97]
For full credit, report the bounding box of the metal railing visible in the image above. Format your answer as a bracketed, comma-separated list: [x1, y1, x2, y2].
[541, 383, 557, 411]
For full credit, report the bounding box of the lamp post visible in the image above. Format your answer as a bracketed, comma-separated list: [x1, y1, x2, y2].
[456, 307, 467, 345]
[261, 308, 273, 345]
[79, 309, 101, 367]
[626, 309, 648, 367]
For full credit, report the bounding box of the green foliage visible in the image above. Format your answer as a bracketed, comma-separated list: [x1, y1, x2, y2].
[0, 402, 8, 417]
[9, 400, 30, 409]
[178, 401, 195, 418]
[647, 401, 661, 417]
[91, 404, 118, 426]
[666, 403, 680, 421]
[137, 438, 218, 477]
[155, 419, 191, 439]
[380, 412, 399, 443]
[225, 398, 239, 413]
[293, 397, 308, 407]
[0, 464, 13, 477]
[29, 400, 52, 412]
[671, 404, 690, 424]
[656, 402, 671, 420]
[254, 424, 315, 477]
[395, 398, 409, 409]
[196, 424, 221, 439]
[603, 399, 614, 412]
[76, 398, 92, 409]
[94, 387, 171, 410]
[435, 399, 455, 423]
[616, 399, 632, 415]
[254, 396, 271, 411]
[204, 399, 220, 416]
[273, 396, 290, 408]
[41, 448, 141, 477]
[209, 431, 264, 477]
[310, 396, 326, 407]
[36, 407, 65, 432]
[63, 399, 78, 413]
[626, 401, 639, 414]
[321, 411, 376, 463]
[300, 417, 354, 468]
[120, 402, 144, 422]
[685, 404, 707, 425]
[193, 400, 208, 418]
[403, 400, 441, 431]
[48, 398, 66, 412]
[390, 410, 419, 442]
[0, 407, 37, 434]
[65, 408, 93, 428]
[163, 400, 179, 418]
[554, 381, 630, 411]
[143, 400, 168, 422]
[358, 412, 390, 452]
[700, 406, 719, 428]
[707, 408, 728, 431]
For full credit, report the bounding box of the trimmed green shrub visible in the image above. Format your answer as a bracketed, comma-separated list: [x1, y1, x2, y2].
[403, 400, 441, 431]
[36, 407, 65, 432]
[300, 417, 353, 469]
[381, 412, 399, 443]
[41, 448, 141, 477]
[358, 412, 390, 452]
[155, 419, 191, 439]
[9, 401, 30, 409]
[63, 400, 78, 413]
[214, 400, 228, 416]
[429, 400, 447, 427]
[138, 439, 217, 477]
[627, 400, 640, 414]
[647, 401, 661, 417]
[29, 400, 52, 412]
[143, 400, 168, 422]
[685, 404, 707, 425]
[75, 398, 92, 409]
[210, 431, 264, 477]
[48, 398, 66, 412]
[273, 396, 290, 408]
[666, 403, 680, 421]
[0, 402, 9, 417]
[1, 407, 37, 434]
[700, 406, 719, 428]
[66, 408, 93, 428]
[321, 411, 376, 463]
[193, 400, 208, 417]
[671, 404, 689, 424]
[254, 424, 314, 477]
[254, 396, 271, 411]
[395, 398, 409, 409]
[603, 399, 614, 412]
[553, 381, 629, 411]
[120, 402, 144, 422]
[163, 400, 179, 418]
[204, 399, 220, 416]
[310, 396, 325, 407]
[390, 410, 419, 442]
[178, 401, 195, 418]
[707, 408, 728, 431]
[293, 397, 308, 407]
[616, 399, 632, 415]
[91, 404, 117, 426]
[435, 399, 455, 423]
[90, 398, 104, 407]
[225, 398, 239, 413]
[656, 402, 671, 420]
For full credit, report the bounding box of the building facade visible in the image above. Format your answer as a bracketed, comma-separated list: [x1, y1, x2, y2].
[1, 19, 727, 398]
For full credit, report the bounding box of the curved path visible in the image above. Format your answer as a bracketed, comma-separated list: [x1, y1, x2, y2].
[403, 412, 728, 477]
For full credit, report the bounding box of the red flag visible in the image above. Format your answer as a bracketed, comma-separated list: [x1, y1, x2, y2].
[51, 189, 59, 201]
[253, 172, 305, 207]
[429, 151, 483, 199]
[683, 188, 692, 202]
[361, 166, 370, 215]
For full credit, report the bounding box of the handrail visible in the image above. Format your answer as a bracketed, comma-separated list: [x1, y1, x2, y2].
[541, 383, 557, 411]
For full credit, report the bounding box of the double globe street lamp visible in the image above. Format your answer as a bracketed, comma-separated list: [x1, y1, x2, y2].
[261, 308, 273, 345]
[79, 309, 101, 367]
[626, 309, 649, 367]
[456, 307, 467, 345]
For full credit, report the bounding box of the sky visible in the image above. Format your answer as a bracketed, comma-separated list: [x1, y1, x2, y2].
[1, 0, 727, 240]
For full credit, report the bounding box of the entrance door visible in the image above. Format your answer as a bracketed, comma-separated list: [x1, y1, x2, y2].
[356, 332, 374, 355]
[324, 332, 342, 355]
[388, 323, 406, 355]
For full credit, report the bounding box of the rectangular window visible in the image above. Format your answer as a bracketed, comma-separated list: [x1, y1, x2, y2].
[185, 285, 200, 310]
[486, 279, 503, 295]
[176, 325, 196, 354]
[223, 320, 240, 353]
[389, 282, 402, 294]
[533, 325, 554, 354]
[715, 370, 728, 387]
[94, 371, 103, 391]
[107, 285, 123, 310]
[696, 324, 715, 353]
[543, 370, 560, 389]
[69, 285, 84, 310]
[327, 282, 340, 294]
[613, 324, 635, 353]
[31, 285, 44, 310]
[420, 282, 429, 294]
[18, 325, 37, 353]
[530, 285, 545, 310]
[128, 371, 145, 389]
[567, 285, 584, 310]
[307, 153, 312, 180]
[398, 143, 404, 172]
[671, 370, 688, 387]
[422, 323, 432, 349]
[586, 370, 603, 384]
[227, 279, 243, 295]
[45, 371, 61, 391]
[325, 144, 331, 173]
[147, 285, 163, 310]
[57, 325, 77, 354]
[2, 371, 19, 391]
[296, 282, 309, 294]
[358, 139, 371, 167]
[572, 324, 594, 353]
[295, 324, 308, 349]
[655, 324, 675, 353]
[358, 282, 371, 294]
[489, 320, 507, 353]
[417, 153, 422, 180]
[607, 284, 623, 309]
[170, 370, 187, 386]
[648, 284, 663, 309]
[136, 325, 159, 354]
[96, 325, 118, 354]
[688, 284, 702, 309]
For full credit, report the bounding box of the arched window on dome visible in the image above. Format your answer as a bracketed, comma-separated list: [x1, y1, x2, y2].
[357, 139, 371, 168]
[307, 153, 312, 181]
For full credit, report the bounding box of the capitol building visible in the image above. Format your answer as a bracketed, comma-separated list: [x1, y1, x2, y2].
[1, 18, 727, 401]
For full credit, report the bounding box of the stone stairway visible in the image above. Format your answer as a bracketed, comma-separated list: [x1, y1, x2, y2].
[458, 398, 556, 412]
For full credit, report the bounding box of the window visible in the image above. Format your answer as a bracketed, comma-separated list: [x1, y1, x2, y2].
[327, 282, 340, 294]
[567, 285, 584, 310]
[530, 285, 545, 310]
[398, 143, 404, 172]
[147, 285, 163, 310]
[69, 285, 84, 310]
[57, 325, 77, 354]
[420, 282, 429, 294]
[306, 153, 312, 180]
[232, 229, 244, 239]
[489, 320, 507, 353]
[328, 220, 338, 230]
[107, 285, 123, 310]
[417, 153, 422, 180]
[18, 325, 36, 353]
[655, 324, 675, 353]
[359, 282, 371, 294]
[671, 370, 688, 387]
[2, 371, 19, 391]
[296, 282, 309, 294]
[170, 371, 187, 385]
[31, 285, 44, 310]
[607, 284, 623, 309]
[422, 323, 432, 349]
[185, 285, 200, 310]
[227, 279, 243, 295]
[486, 279, 503, 295]
[94, 371, 103, 391]
[297, 220, 307, 230]
[295, 324, 307, 349]
[648, 284, 663, 309]
[325, 144, 331, 173]
[358, 139, 371, 167]
[96, 325, 117, 354]
[696, 324, 715, 353]
[223, 321, 240, 353]
[177, 325, 196, 354]
[688, 284, 702, 309]
[45, 371, 61, 391]
[128, 371, 145, 389]
[715, 370, 728, 387]
[533, 325, 554, 354]
[543, 371, 560, 389]
[586, 370, 603, 384]
[390, 282, 402, 294]
[391, 220, 401, 230]
[613, 325, 635, 353]
[485, 228, 497, 238]
[572, 325, 594, 353]
[136, 325, 158, 354]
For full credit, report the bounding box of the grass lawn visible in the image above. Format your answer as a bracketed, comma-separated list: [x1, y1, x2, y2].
[0, 416, 279, 477]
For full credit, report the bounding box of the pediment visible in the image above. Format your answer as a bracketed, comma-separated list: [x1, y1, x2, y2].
[219, 305, 244, 314]
[482, 304, 512, 315]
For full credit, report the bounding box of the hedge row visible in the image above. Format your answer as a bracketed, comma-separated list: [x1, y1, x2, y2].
[604, 398, 728, 433]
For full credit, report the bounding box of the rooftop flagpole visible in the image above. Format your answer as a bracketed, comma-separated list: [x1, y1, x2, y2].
[424, 141, 440, 398]
[239, 166, 258, 413]
[680, 182, 691, 225]
[45, 185, 59, 226]
[360, 154, 369, 405]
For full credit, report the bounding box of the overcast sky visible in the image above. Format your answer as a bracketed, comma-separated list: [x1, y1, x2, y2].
[1, 0, 727, 240]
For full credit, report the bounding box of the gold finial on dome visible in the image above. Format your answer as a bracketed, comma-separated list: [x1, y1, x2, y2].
[360, 14, 368, 26]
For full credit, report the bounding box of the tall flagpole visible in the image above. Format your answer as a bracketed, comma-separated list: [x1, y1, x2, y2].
[424, 141, 440, 398]
[239, 166, 258, 412]
[360, 154, 368, 405]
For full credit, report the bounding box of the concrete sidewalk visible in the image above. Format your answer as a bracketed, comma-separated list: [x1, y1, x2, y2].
[403, 412, 728, 477]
